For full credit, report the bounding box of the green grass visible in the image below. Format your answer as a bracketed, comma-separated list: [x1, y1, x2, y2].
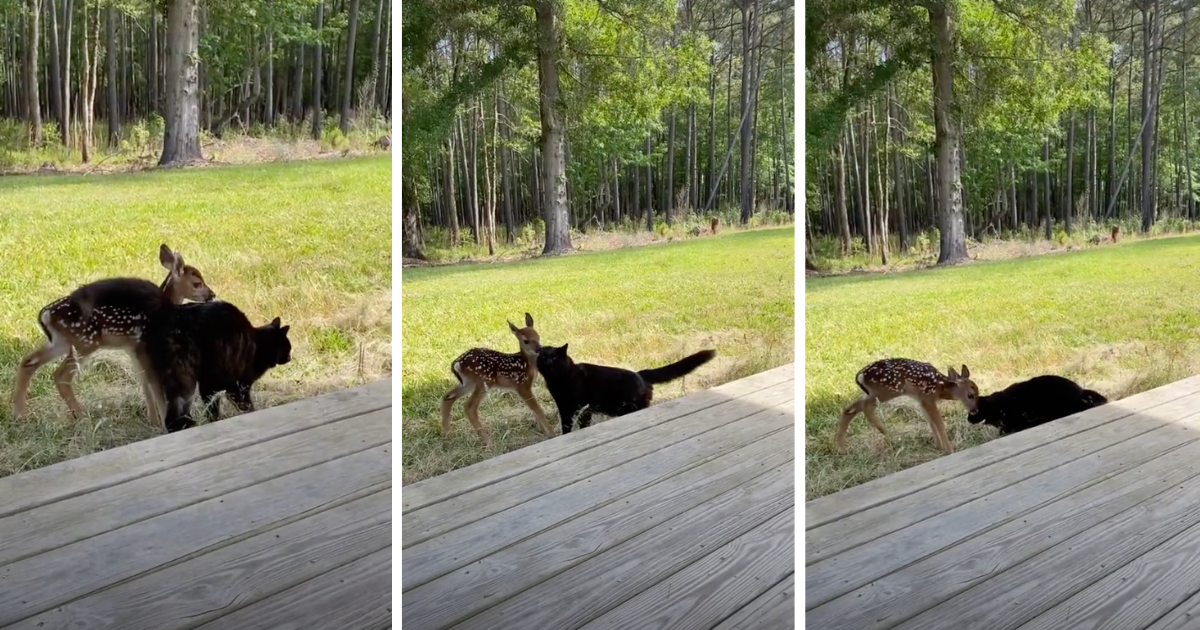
[0, 155, 392, 477]
[805, 233, 1200, 499]
[401, 227, 796, 484]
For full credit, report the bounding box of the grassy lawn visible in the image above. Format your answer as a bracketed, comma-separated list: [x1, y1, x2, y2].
[401, 226, 796, 484]
[0, 155, 392, 477]
[805, 234, 1200, 499]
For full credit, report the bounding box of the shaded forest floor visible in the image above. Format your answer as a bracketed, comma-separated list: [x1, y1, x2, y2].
[410, 208, 795, 266]
[0, 155, 392, 477]
[0, 113, 392, 175]
[807, 218, 1200, 277]
[806, 233, 1200, 499]
[401, 226, 796, 484]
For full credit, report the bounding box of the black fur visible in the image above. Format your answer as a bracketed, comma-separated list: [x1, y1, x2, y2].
[143, 301, 292, 432]
[968, 374, 1108, 435]
[536, 344, 716, 434]
[69, 277, 173, 320]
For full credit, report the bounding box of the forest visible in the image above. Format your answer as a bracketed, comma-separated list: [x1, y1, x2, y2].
[807, 0, 1199, 268]
[401, 0, 795, 262]
[0, 0, 390, 167]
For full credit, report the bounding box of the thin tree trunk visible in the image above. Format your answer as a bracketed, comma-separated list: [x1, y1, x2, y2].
[445, 138, 460, 247]
[834, 134, 851, 255]
[339, 0, 359, 134]
[931, 0, 968, 263]
[292, 44, 305, 123]
[310, 2, 324, 139]
[737, 0, 758, 224]
[105, 1, 118, 146]
[149, 2, 158, 115]
[59, 0, 72, 146]
[47, 0, 61, 131]
[1187, 7, 1195, 221]
[1066, 110, 1075, 233]
[25, 0, 42, 145]
[666, 109, 676, 225]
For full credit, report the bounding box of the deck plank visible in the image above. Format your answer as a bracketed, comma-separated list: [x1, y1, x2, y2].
[578, 509, 793, 630]
[807, 435, 1200, 630]
[403, 425, 794, 630]
[806, 404, 1200, 564]
[0, 444, 390, 626]
[445, 460, 793, 630]
[403, 379, 793, 549]
[887, 455, 1200, 630]
[0, 378, 392, 519]
[6, 489, 390, 630]
[805, 375, 1200, 527]
[807, 421, 1200, 607]
[403, 398, 793, 589]
[190, 547, 392, 630]
[402, 363, 793, 510]
[0, 409, 389, 567]
[1017, 515, 1200, 630]
[712, 574, 796, 630]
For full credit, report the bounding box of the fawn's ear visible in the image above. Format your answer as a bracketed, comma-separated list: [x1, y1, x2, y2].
[508, 320, 520, 333]
[960, 364, 971, 379]
[159, 244, 179, 271]
[525, 312, 534, 327]
[948, 367, 960, 380]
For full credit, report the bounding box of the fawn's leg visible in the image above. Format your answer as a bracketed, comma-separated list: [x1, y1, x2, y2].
[440, 382, 473, 436]
[128, 347, 163, 424]
[863, 404, 890, 440]
[13, 341, 70, 419]
[516, 381, 553, 436]
[52, 351, 87, 419]
[837, 396, 872, 452]
[463, 386, 494, 448]
[919, 399, 954, 453]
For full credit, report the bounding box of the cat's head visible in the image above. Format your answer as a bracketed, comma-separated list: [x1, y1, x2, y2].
[536, 343, 574, 376]
[255, 317, 293, 368]
[966, 393, 1004, 429]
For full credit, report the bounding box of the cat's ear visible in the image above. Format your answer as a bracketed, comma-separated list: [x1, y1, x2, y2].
[560, 343, 568, 355]
[279, 325, 290, 336]
[269, 317, 281, 329]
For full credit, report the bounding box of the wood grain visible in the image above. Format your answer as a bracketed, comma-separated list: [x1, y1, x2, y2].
[807, 420, 1200, 607]
[403, 380, 793, 550]
[446, 461, 793, 630]
[578, 508, 793, 630]
[806, 405, 1197, 564]
[807, 435, 1200, 630]
[1016, 516, 1200, 630]
[889, 459, 1200, 630]
[712, 574, 795, 630]
[402, 363, 793, 509]
[403, 426, 793, 630]
[403, 399, 793, 590]
[8, 489, 391, 630]
[805, 376, 1200, 528]
[0, 408, 389, 567]
[0, 378, 391, 519]
[189, 547, 392, 630]
[0, 444, 391, 626]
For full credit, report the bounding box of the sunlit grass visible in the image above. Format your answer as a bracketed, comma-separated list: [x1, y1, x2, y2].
[402, 227, 796, 484]
[0, 155, 391, 476]
[806, 234, 1200, 499]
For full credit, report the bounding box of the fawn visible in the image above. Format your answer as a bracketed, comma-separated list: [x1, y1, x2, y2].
[13, 244, 215, 423]
[837, 358, 979, 453]
[440, 313, 553, 448]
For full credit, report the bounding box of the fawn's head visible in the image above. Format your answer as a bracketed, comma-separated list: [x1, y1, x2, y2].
[945, 364, 980, 412]
[508, 312, 541, 356]
[159, 244, 216, 304]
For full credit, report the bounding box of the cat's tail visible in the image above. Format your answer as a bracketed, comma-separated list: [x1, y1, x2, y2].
[638, 350, 717, 385]
[1081, 389, 1108, 407]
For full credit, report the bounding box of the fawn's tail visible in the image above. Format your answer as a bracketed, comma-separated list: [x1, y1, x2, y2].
[638, 350, 717, 385]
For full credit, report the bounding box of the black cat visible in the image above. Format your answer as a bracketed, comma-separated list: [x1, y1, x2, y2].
[536, 344, 716, 434]
[968, 374, 1107, 435]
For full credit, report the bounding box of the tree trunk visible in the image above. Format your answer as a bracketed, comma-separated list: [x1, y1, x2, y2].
[1066, 110, 1075, 233]
[666, 109, 676, 225]
[1140, 0, 1156, 232]
[645, 135, 654, 231]
[339, 0, 359, 134]
[889, 82, 909, 252]
[292, 44, 305, 123]
[47, 0, 61, 131]
[105, 1, 118, 146]
[1187, 8, 1195, 221]
[930, 1, 968, 264]
[834, 134, 851, 255]
[311, 2, 324, 140]
[60, 0, 72, 146]
[265, 13, 274, 125]
[445, 138, 460, 248]
[25, 0, 42, 146]
[737, 0, 757, 225]
[536, 0, 571, 254]
[1044, 139, 1052, 239]
[82, 0, 100, 163]
[706, 51, 716, 212]
[159, 0, 202, 165]
[149, 2, 158, 115]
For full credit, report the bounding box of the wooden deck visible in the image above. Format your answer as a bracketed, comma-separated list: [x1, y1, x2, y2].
[803, 373, 1200, 630]
[0, 378, 392, 630]
[401, 363, 795, 630]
